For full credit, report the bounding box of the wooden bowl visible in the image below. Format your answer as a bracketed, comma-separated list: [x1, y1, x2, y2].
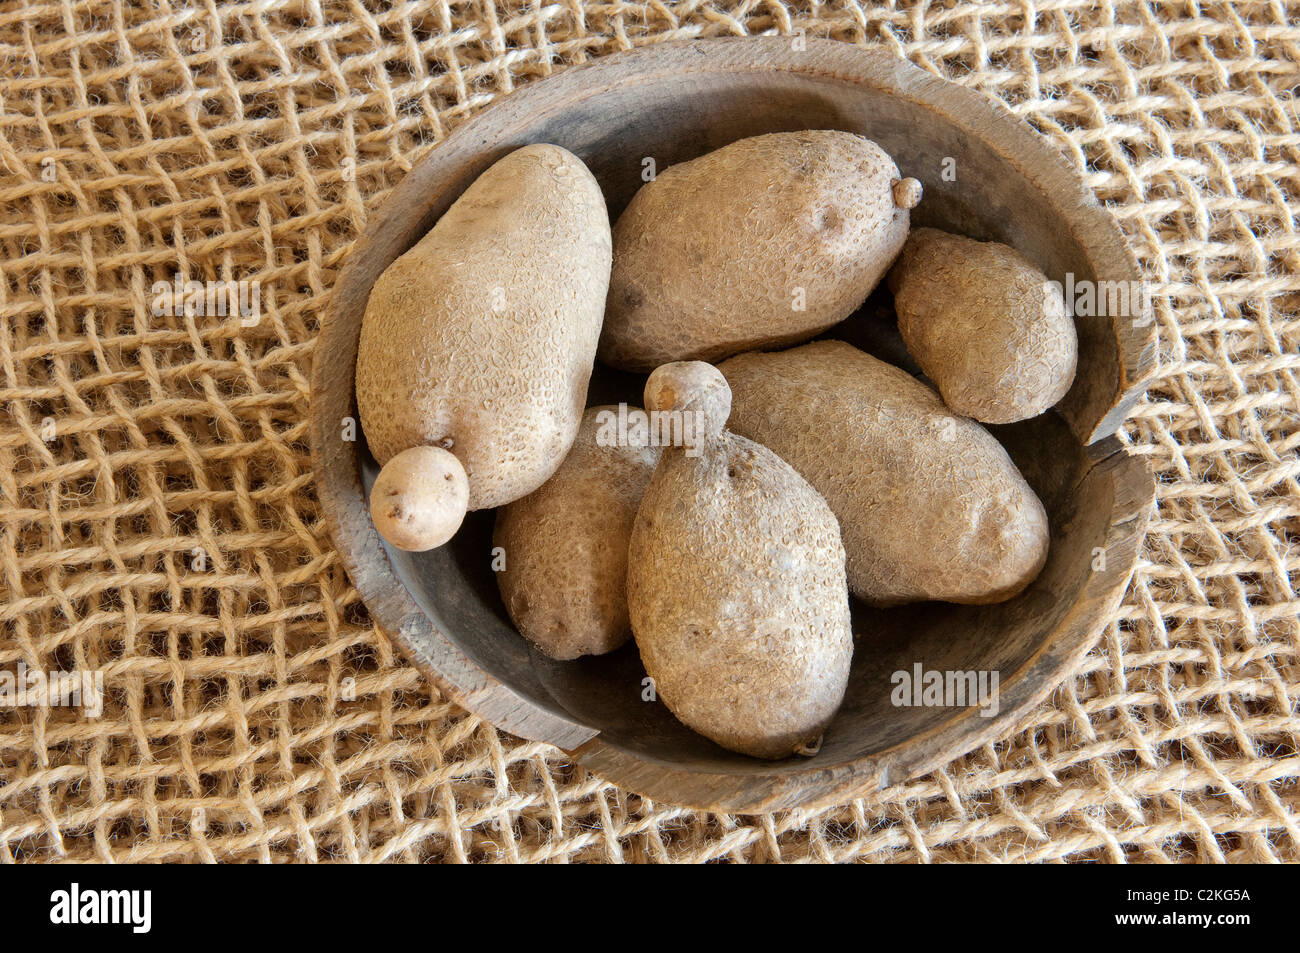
[311, 37, 1156, 813]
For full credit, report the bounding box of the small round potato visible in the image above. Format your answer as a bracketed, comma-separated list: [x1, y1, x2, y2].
[356, 144, 612, 512]
[370, 446, 469, 551]
[887, 227, 1078, 424]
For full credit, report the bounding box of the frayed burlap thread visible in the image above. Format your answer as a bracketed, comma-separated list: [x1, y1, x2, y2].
[0, 1, 1297, 862]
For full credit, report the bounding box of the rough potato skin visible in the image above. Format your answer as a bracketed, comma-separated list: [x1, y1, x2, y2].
[887, 228, 1077, 424]
[494, 407, 661, 660]
[720, 341, 1049, 606]
[599, 131, 910, 371]
[356, 144, 612, 510]
[628, 432, 853, 760]
[643, 361, 730, 441]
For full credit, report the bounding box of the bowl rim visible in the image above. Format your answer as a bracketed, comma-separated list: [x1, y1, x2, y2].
[309, 36, 1156, 813]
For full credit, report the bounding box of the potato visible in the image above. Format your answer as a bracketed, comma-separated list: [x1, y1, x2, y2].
[720, 341, 1049, 606]
[628, 362, 852, 759]
[356, 144, 612, 525]
[494, 406, 661, 660]
[887, 227, 1077, 424]
[598, 131, 919, 371]
[370, 446, 469, 551]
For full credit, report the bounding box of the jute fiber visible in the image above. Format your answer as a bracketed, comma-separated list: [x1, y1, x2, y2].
[1, 0, 1297, 863]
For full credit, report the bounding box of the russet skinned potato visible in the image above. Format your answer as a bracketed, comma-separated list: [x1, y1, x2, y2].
[887, 227, 1078, 424]
[720, 341, 1050, 607]
[494, 406, 661, 660]
[599, 131, 918, 371]
[356, 144, 612, 523]
[627, 362, 853, 760]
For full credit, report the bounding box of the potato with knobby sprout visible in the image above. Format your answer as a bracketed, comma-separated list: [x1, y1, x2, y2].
[356, 144, 612, 550]
[627, 362, 853, 760]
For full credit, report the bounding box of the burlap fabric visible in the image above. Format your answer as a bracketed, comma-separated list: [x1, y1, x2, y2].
[1, 0, 1296, 864]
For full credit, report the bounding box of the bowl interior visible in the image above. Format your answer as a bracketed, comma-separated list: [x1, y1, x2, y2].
[363, 320, 1106, 774]
[349, 61, 1135, 778]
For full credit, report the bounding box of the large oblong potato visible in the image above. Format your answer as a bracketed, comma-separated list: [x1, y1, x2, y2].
[356, 144, 612, 512]
[494, 406, 661, 660]
[720, 341, 1049, 607]
[887, 228, 1077, 424]
[598, 131, 916, 371]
